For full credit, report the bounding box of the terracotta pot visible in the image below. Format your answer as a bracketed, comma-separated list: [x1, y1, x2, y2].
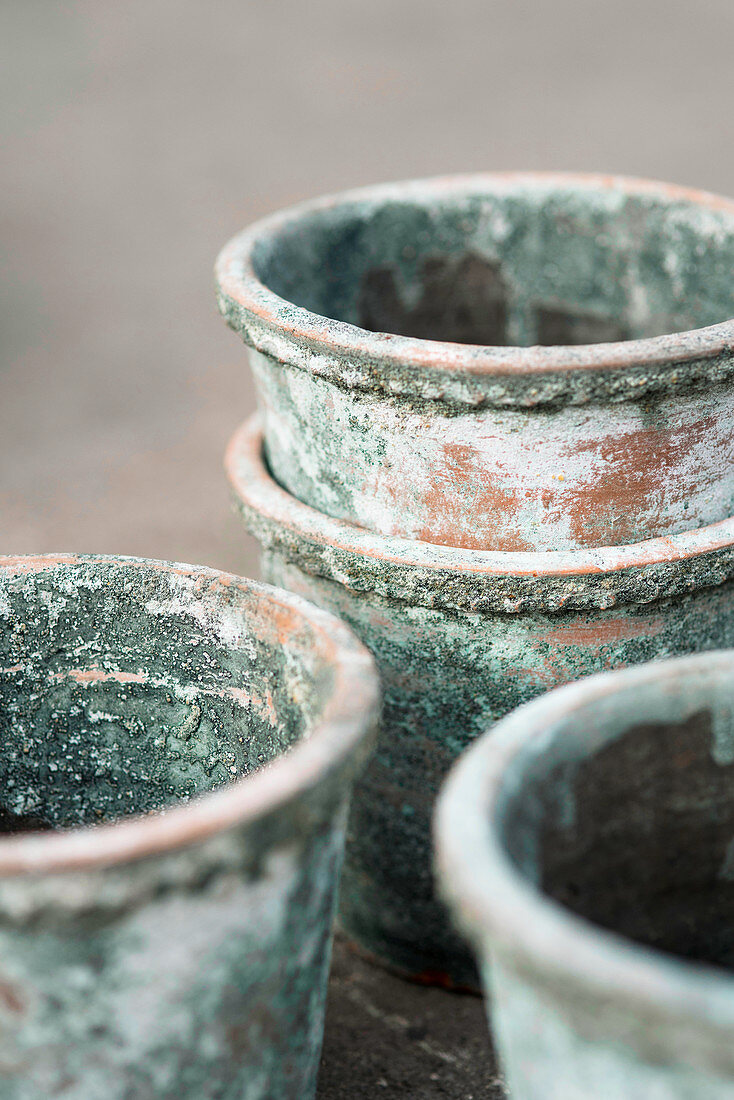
[436, 650, 734, 1098]
[0, 555, 379, 1100]
[216, 172, 734, 553]
[227, 416, 734, 988]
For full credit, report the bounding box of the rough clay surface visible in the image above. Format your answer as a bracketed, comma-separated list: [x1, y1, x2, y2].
[228, 418, 734, 616]
[263, 552, 734, 986]
[243, 499, 734, 615]
[217, 177, 734, 552]
[252, 348, 734, 553]
[0, 559, 366, 1100]
[226, 421, 734, 986]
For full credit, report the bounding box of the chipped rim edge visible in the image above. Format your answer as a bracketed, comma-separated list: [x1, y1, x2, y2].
[434, 650, 734, 1040]
[0, 554, 381, 876]
[215, 171, 734, 395]
[226, 416, 734, 611]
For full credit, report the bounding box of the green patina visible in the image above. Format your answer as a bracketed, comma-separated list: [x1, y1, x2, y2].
[0, 569, 297, 828]
[218, 175, 734, 410]
[0, 557, 378, 1100]
[264, 553, 734, 986]
[218, 175, 734, 558]
[253, 186, 734, 352]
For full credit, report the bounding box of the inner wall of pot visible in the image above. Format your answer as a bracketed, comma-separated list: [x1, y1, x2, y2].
[0, 564, 329, 832]
[498, 671, 734, 970]
[253, 183, 734, 346]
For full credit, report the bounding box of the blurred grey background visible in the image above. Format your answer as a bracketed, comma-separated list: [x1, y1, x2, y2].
[3, 0, 734, 579]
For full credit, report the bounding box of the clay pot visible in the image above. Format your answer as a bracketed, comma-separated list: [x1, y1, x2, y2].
[0, 555, 379, 1100]
[436, 650, 734, 1098]
[216, 172, 734, 553]
[228, 416, 734, 988]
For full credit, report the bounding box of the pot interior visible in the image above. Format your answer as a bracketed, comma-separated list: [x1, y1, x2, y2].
[253, 181, 734, 346]
[498, 662, 734, 970]
[0, 562, 330, 832]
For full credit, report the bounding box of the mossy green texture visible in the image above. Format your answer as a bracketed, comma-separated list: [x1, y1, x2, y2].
[0, 556, 378, 1100]
[230, 416, 734, 985]
[265, 556, 734, 985]
[248, 185, 734, 348]
[217, 173, 734, 552]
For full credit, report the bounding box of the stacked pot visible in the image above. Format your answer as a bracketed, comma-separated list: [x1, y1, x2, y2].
[217, 172, 734, 987]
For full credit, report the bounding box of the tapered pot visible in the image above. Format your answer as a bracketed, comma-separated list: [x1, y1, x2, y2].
[217, 172, 734, 553]
[436, 651, 734, 1098]
[228, 416, 734, 988]
[0, 555, 379, 1100]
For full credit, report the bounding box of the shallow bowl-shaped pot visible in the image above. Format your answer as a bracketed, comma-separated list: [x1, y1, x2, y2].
[0, 555, 379, 1100]
[217, 172, 734, 553]
[436, 650, 734, 1098]
[228, 417, 734, 987]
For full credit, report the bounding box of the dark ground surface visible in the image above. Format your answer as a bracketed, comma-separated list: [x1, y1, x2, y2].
[318, 937, 506, 1099]
[3, 4, 734, 1097]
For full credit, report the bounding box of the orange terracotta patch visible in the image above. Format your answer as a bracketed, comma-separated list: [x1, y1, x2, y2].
[414, 441, 535, 552]
[544, 615, 663, 647]
[53, 668, 148, 686]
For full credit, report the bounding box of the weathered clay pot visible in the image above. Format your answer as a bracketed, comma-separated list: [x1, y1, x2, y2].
[0, 554, 379, 1100]
[216, 172, 734, 553]
[228, 416, 734, 987]
[436, 650, 734, 1098]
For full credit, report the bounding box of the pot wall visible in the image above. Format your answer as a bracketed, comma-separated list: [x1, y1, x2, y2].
[0, 806, 346, 1100]
[485, 954, 734, 1099]
[253, 348, 734, 552]
[262, 553, 734, 986]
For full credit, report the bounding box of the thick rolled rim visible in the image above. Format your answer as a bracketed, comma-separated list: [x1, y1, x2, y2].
[216, 171, 734, 381]
[435, 651, 734, 1035]
[226, 416, 734, 581]
[0, 554, 380, 875]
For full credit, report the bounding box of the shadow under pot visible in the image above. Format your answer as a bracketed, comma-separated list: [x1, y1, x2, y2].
[216, 171, 734, 552]
[436, 650, 734, 1099]
[227, 415, 734, 989]
[0, 555, 379, 1100]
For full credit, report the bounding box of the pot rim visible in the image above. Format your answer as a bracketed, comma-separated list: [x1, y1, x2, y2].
[435, 650, 734, 1034]
[227, 417, 734, 613]
[216, 171, 734, 391]
[0, 554, 380, 876]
